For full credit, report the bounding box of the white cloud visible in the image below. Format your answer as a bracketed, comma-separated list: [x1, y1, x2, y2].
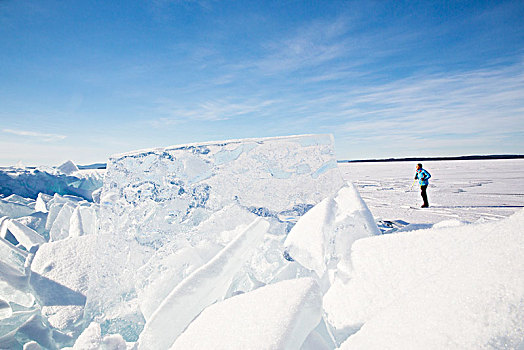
[317, 60, 524, 158]
[243, 17, 356, 74]
[2, 128, 67, 142]
[150, 98, 280, 125]
[337, 62, 524, 137]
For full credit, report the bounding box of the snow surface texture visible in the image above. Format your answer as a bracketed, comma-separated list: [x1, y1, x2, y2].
[87, 134, 344, 337]
[326, 209, 524, 349]
[30, 235, 96, 336]
[340, 159, 524, 224]
[170, 278, 322, 350]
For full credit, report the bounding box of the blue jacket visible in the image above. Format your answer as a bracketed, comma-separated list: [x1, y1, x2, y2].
[415, 169, 431, 186]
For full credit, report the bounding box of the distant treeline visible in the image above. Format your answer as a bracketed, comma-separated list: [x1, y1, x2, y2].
[339, 154, 524, 163]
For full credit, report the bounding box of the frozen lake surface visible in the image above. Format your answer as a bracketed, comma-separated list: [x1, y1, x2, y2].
[340, 159, 524, 226]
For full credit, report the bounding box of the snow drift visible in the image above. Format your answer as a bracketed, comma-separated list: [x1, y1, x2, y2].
[324, 209, 524, 348]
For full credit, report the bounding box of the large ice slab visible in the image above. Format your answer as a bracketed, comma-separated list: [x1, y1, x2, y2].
[0, 238, 35, 308]
[0, 309, 39, 348]
[0, 235, 29, 276]
[100, 134, 342, 245]
[171, 277, 322, 350]
[35, 193, 53, 213]
[13, 212, 48, 237]
[87, 134, 344, 337]
[135, 244, 204, 322]
[49, 203, 74, 242]
[325, 209, 524, 348]
[138, 217, 269, 349]
[284, 196, 336, 277]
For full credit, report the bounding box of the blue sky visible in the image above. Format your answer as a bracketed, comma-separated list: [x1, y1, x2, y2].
[1, 0, 523, 165]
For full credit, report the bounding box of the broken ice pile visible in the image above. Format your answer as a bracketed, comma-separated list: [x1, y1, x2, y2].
[0, 160, 104, 201]
[86, 134, 346, 339]
[0, 162, 103, 349]
[86, 132, 524, 350]
[2, 136, 524, 349]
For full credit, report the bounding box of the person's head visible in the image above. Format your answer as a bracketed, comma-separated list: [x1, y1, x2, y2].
[416, 163, 422, 170]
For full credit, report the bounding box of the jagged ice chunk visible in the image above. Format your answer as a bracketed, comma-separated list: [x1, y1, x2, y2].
[137, 217, 270, 349]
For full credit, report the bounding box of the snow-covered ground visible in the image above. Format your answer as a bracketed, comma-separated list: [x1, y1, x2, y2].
[1, 140, 523, 349]
[340, 159, 524, 227]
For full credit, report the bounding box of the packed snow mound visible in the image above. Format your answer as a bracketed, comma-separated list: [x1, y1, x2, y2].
[30, 235, 97, 335]
[87, 134, 344, 337]
[0, 165, 103, 201]
[325, 209, 524, 348]
[171, 278, 322, 350]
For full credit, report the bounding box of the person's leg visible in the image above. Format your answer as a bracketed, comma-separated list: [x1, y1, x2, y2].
[421, 185, 429, 207]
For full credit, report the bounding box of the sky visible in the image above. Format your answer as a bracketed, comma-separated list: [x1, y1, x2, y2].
[1, 0, 523, 166]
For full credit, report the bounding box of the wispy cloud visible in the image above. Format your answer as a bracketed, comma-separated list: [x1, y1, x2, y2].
[233, 17, 357, 75]
[222, 11, 421, 83]
[299, 59, 524, 157]
[2, 128, 66, 142]
[150, 98, 280, 126]
[146, 58, 524, 156]
[337, 61, 524, 136]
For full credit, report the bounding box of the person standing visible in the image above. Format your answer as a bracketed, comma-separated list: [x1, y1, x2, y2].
[415, 163, 431, 208]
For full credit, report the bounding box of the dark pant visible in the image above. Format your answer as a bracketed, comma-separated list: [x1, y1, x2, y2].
[421, 185, 429, 206]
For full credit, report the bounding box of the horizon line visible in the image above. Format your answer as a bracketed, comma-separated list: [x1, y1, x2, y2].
[339, 154, 524, 163]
